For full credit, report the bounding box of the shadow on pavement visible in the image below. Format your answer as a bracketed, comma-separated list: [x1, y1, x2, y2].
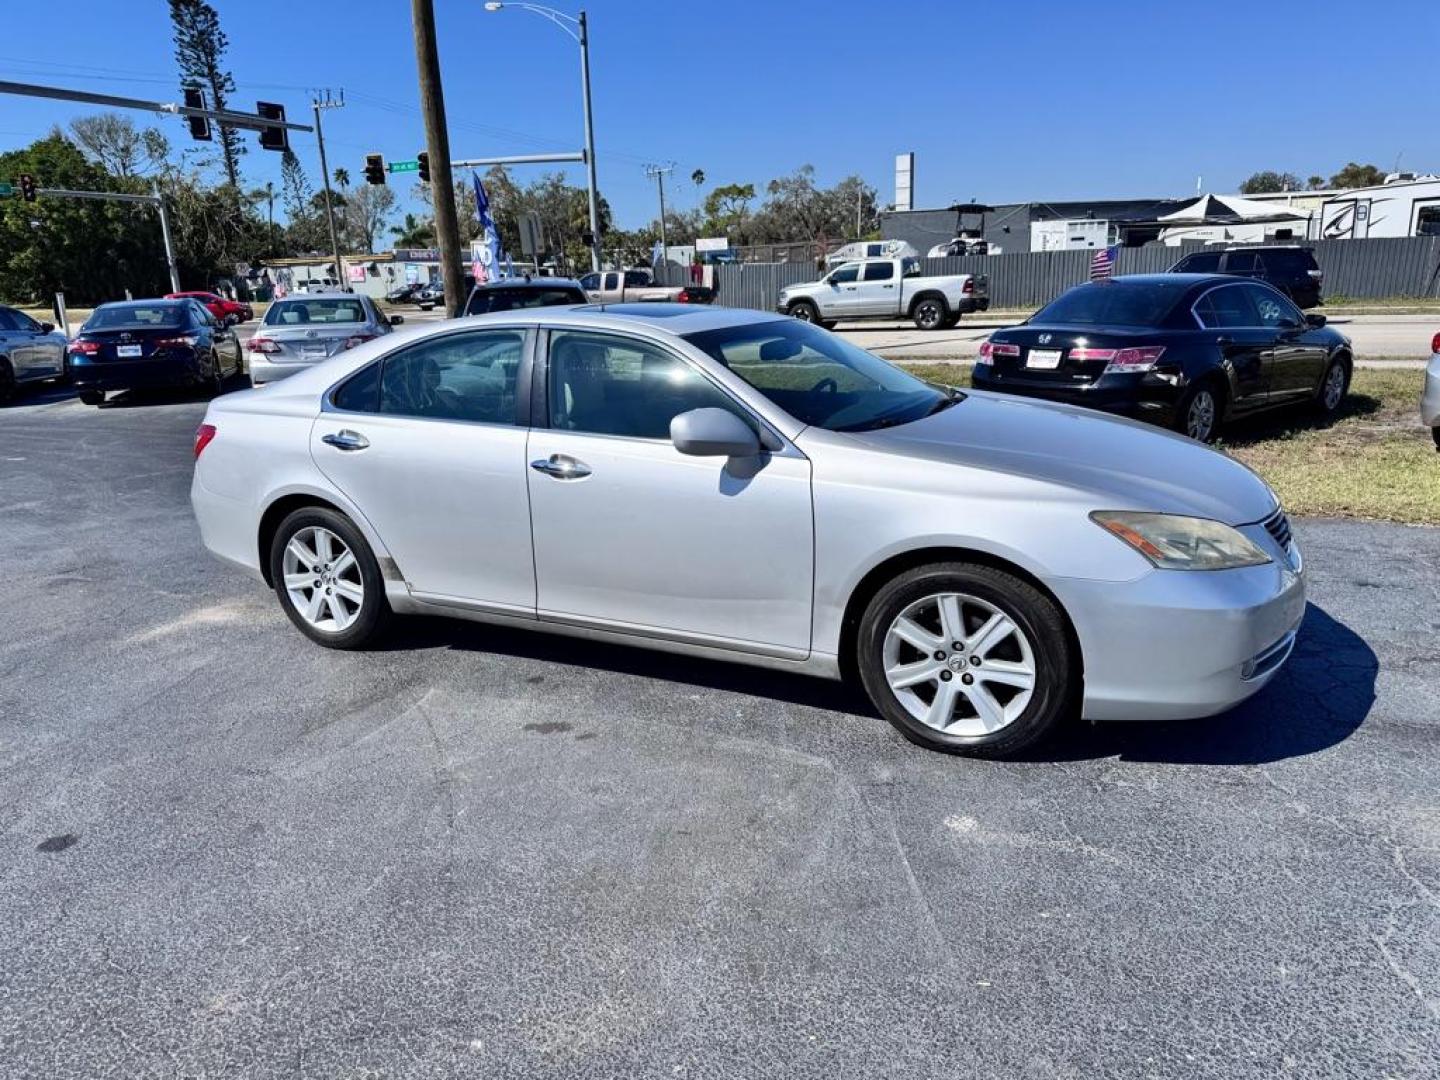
[1033, 603, 1376, 766]
[382, 602, 1375, 763]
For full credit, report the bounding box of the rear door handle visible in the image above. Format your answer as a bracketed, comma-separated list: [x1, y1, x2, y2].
[322, 429, 369, 451]
[530, 454, 592, 480]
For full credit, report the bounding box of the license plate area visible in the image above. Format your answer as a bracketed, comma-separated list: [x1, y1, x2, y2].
[301, 346, 328, 360]
[116, 344, 143, 358]
[1025, 348, 1062, 369]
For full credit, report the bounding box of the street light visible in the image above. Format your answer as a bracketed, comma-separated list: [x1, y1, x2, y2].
[484, 2, 602, 272]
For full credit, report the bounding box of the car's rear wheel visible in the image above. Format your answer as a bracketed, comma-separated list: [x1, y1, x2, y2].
[78, 389, 104, 406]
[912, 296, 948, 331]
[788, 300, 820, 323]
[0, 359, 14, 404]
[1176, 379, 1224, 443]
[269, 507, 390, 649]
[1315, 356, 1350, 417]
[856, 562, 1076, 757]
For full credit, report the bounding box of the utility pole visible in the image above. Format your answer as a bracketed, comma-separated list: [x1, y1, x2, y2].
[313, 90, 346, 291]
[578, 10, 601, 272]
[411, 0, 465, 317]
[645, 162, 674, 273]
[265, 181, 275, 254]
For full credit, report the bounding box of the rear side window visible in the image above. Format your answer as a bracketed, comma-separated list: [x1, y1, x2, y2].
[1034, 282, 1187, 327]
[380, 329, 525, 424]
[1260, 249, 1315, 273]
[1224, 251, 1264, 273]
[623, 271, 649, 287]
[1195, 285, 1260, 328]
[862, 262, 895, 281]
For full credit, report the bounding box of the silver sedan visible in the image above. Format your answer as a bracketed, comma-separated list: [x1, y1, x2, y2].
[247, 292, 401, 386]
[192, 305, 1304, 757]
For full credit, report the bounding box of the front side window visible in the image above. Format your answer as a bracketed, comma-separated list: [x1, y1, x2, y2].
[264, 298, 367, 326]
[829, 263, 859, 284]
[862, 262, 895, 281]
[380, 329, 525, 424]
[547, 330, 740, 440]
[683, 318, 951, 433]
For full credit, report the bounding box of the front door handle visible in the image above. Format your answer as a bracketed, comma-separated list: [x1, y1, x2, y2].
[530, 454, 592, 480]
[322, 429, 369, 451]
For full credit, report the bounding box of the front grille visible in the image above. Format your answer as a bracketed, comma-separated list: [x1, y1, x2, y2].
[1262, 508, 1292, 550]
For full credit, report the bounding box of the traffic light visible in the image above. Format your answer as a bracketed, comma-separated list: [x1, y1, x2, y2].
[364, 154, 386, 185]
[183, 86, 211, 142]
[417, 151, 430, 183]
[18, 173, 36, 202]
[257, 102, 288, 152]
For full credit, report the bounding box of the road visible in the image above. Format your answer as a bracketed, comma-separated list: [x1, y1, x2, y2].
[232, 305, 1435, 367]
[1, 389, 1437, 1078]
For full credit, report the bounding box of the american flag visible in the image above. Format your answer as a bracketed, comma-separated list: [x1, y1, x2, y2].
[1090, 245, 1119, 281]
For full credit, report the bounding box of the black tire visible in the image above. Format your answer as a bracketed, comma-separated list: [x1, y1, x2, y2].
[912, 295, 949, 331]
[1175, 378, 1225, 443]
[788, 300, 820, 324]
[78, 389, 104, 406]
[819, 320, 838, 330]
[1431, 426, 1440, 452]
[855, 561, 1076, 758]
[0, 359, 14, 404]
[269, 506, 391, 649]
[208, 352, 225, 397]
[942, 312, 962, 329]
[1313, 355, 1350, 417]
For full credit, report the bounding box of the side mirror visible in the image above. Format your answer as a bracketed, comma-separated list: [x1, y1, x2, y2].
[39, 321, 54, 334]
[670, 407, 762, 458]
[1305, 313, 1326, 328]
[389, 314, 405, 325]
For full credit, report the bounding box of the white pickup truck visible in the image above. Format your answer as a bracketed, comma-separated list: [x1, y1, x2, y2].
[778, 256, 989, 330]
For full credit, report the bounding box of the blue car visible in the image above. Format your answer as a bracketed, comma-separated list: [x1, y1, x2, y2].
[70, 298, 244, 406]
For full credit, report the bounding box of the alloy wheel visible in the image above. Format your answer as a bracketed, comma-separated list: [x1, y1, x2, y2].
[916, 301, 942, 328]
[1186, 390, 1216, 440]
[281, 525, 364, 633]
[882, 592, 1037, 735]
[1323, 363, 1345, 410]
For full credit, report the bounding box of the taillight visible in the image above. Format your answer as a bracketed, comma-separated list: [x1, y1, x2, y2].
[976, 340, 1018, 366]
[156, 335, 199, 347]
[194, 423, 217, 459]
[248, 336, 280, 353]
[69, 339, 100, 355]
[962, 279, 975, 294]
[1431, 332, 1440, 355]
[676, 289, 691, 303]
[1103, 346, 1165, 374]
[343, 334, 376, 350]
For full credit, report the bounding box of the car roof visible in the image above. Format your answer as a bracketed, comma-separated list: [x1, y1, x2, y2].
[556, 303, 783, 335]
[99, 297, 191, 307]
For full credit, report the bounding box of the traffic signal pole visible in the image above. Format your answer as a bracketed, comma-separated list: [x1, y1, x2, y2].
[410, 0, 466, 318]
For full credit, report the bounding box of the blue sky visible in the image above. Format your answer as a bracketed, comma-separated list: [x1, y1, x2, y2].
[2, 0, 1436, 230]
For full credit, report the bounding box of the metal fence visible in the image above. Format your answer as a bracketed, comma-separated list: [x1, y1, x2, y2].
[712, 236, 1440, 313]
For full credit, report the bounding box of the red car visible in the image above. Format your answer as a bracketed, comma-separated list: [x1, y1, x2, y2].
[165, 291, 253, 324]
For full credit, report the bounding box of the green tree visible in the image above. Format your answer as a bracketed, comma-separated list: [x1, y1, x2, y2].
[1328, 162, 1386, 189]
[1238, 170, 1301, 194]
[702, 182, 755, 242]
[1306, 175, 1326, 191]
[169, 0, 244, 193]
[747, 166, 879, 244]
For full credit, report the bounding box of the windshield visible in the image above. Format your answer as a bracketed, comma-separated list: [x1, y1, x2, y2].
[1032, 281, 1188, 327]
[465, 286, 582, 315]
[264, 298, 367, 326]
[682, 319, 954, 433]
[84, 304, 187, 330]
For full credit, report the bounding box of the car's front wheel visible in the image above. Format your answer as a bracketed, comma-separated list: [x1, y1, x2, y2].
[856, 562, 1076, 757]
[78, 389, 104, 406]
[269, 507, 390, 649]
[1314, 356, 1350, 417]
[788, 300, 819, 323]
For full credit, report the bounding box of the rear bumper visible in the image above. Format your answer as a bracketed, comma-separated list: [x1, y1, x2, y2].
[70, 355, 204, 391]
[955, 297, 989, 313]
[970, 367, 1181, 424]
[1054, 548, 1306, 722]
[1420, 353, 1440, 427]
[249, 357, 319, 385]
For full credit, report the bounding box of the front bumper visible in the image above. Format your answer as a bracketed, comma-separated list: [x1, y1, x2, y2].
[1052, 537, 1306, 722]
[1420, 353, 1440, 427]
[70, 355, 205, 391]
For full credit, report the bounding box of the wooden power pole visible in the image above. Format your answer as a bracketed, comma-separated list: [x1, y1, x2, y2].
[411, 0, 466, 317]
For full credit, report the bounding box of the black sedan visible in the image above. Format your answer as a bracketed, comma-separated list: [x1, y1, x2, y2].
[69, 299, 244, 406]
[971, 274, 1352, 442]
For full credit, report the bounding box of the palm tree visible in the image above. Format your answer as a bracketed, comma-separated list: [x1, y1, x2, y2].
[390, 212, 434, 247]
[333, 166, 350, 190]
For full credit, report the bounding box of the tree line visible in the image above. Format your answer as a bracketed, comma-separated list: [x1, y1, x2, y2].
[1238, 162, 1396, 195]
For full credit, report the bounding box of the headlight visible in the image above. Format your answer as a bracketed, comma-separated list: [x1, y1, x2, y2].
[1090, 511, 1271, 570]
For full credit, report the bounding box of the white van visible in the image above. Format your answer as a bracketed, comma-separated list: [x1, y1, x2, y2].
[824, 240, 919, 267]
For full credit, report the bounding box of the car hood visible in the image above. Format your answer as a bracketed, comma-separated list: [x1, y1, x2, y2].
[851, 390, 1279, 525]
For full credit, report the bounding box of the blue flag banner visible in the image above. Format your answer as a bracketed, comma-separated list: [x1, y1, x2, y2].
[472, 172, 505, 282]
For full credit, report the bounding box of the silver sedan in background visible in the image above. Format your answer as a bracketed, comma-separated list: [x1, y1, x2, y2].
[192, 305, 1304, 757]
[246, 292, 401, 386]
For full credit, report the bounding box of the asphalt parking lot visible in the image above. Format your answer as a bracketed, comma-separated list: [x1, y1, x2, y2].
[2, 386, 1438, 1078]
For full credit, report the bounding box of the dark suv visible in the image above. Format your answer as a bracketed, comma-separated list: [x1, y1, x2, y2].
[1168, 245, 1324, 309]
[462, 277, 587, 316]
